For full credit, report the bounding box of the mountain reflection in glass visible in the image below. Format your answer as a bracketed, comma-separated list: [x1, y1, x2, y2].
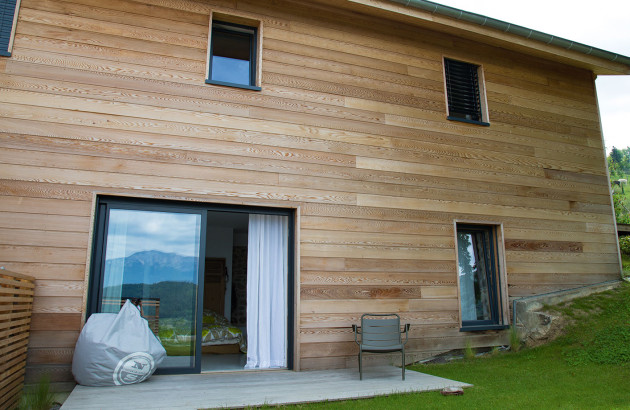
[100, 209, 201, 369]
[457, 231, 492, 321]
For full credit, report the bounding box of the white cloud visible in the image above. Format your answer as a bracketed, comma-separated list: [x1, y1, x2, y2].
[106, 209, 202, 258]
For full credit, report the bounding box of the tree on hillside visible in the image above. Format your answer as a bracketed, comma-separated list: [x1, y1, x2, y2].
[607, 146, 630, 181]
[607, 146, 630, 224]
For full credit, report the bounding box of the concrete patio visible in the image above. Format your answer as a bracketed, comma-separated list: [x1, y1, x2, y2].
[60, 366, 472, 409]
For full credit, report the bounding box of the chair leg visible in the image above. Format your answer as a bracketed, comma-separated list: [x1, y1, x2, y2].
[359, 350, 363, 380]
[402, 348, 405, 381]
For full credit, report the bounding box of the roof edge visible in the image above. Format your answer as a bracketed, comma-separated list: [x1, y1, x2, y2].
[388, 0, 630, 69]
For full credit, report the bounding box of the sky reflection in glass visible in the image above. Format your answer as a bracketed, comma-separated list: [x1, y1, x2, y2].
[211, 56, 250, 85]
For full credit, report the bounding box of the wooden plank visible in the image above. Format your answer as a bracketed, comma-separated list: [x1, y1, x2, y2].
[0, 117, 355, 169]
[0, 211, 90, 232]
[506, 273, 618, 285]
[30, 313, 81, 331]
[300, 285, 423, 300]
[0, 228, 88, 249]
[0, 276, 35, 289]
[506, 262, 620, 275]
[300, 271, 456, 286]
[19, 8, 207, 49]
[17, 21, 205, 60]
[0, 245, 88, 264]
[26, 347, 74, 365]
[34, 280, 85, 298]
[28, 331, 79, 348]
[300, 203, 592, 232]
[0, 146, 282, 187]
[300, 311, 458, 328]
[300, 243, 454, 260]
[356, 157, 609, 196]
[301, 229, 454, 248]
[32, 296, 83, 314]
[282, 174, 577, 212]
[504, 239, 583, 253]
[0, 196, 91, 216]
[28, 0, 207, 36]
[0, 262, 86, 281]
[301, 216, 452, 236]
[301, 299, 410, 314]
[503, 228, 617, 243]
[0, 163, 356, 206]
[24, 365, 72, 383]
[506, 251, 618, 264]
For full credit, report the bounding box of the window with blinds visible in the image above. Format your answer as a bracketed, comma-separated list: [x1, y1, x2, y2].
[0, 0, 19, 57]
[444, 58, 489, 126]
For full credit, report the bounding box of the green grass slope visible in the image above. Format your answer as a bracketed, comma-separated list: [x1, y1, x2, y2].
[290, 283, 630, 409]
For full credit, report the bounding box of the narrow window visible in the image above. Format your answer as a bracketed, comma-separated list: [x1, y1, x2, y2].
[1, 0, 20, 57]
[456, 224, 507, 331]
[444, 58, 489, 126]
[207, 20, 260, 91]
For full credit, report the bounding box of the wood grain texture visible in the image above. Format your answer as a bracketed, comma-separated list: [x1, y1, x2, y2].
[0, 0, 621, 385]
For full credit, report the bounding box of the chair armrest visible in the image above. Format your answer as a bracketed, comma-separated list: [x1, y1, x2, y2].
[402, 323, 410, 345]
[352, 324, 361, 345]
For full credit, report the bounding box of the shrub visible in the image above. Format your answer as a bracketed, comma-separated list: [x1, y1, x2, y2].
[619, 236, 630, 256]
[509, 326, 522, 352]
[463, 339, 475, 360]
[19, 375, 57, 410]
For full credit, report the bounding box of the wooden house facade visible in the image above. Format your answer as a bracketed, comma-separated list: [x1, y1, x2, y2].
[0, 0, 628, 389]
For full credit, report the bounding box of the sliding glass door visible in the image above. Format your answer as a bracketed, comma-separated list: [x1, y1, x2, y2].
[90, 199, 205, 373]
[89, 197, 294, 374]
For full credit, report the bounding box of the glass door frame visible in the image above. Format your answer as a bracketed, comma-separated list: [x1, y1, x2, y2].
[87, 196, 295, 374]
[88, 196, 207, 375]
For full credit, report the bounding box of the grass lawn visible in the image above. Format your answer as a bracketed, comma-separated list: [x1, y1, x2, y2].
[288, 283, 630, 409]
[622, 253, 630, 278]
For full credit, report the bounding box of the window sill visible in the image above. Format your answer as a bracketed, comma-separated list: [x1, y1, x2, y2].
[447, 116, 490, 127]
[205, 79, 261, 91]
[460, 324, 509, 332]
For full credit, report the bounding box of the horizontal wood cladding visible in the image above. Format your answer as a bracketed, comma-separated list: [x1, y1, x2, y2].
[0, 0, 621, 382]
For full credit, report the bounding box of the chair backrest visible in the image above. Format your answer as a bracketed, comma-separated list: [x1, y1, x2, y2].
[361, 313, 401, 346]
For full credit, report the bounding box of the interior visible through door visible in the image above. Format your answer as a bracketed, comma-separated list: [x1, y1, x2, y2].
[201, 211, 249, 371]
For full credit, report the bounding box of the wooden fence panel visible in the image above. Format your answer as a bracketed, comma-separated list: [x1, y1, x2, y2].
[0, 269, 35, 410]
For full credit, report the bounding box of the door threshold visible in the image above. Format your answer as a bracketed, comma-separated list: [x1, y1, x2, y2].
[200, 368, 289, 374]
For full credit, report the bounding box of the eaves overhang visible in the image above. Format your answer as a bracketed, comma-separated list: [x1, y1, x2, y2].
[339, 0, 630, 75]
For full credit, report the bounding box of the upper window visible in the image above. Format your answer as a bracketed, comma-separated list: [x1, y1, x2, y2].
[455, 223, 507, 331]
[444, 58, 489, 126]
[1, 0, 20, 57]
[207, 20, 260, 91]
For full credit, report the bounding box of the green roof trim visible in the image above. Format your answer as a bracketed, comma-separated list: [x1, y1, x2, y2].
[388, 0, 630, 68]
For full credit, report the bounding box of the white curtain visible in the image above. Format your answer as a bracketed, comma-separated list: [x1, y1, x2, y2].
[245, 214, 288, 369]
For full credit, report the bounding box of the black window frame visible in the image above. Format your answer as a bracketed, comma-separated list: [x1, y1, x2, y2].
[1, 0, 20, 57]
[456, 224, 508, 332]
[444, 58, 490, 127]
[206, 20, 261, 91]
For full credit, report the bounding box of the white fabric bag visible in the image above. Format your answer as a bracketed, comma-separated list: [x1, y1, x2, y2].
[72, 300, 166, 386]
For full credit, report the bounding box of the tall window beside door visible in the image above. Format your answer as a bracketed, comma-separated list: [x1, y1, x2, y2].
[455, 223, 508, 331]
